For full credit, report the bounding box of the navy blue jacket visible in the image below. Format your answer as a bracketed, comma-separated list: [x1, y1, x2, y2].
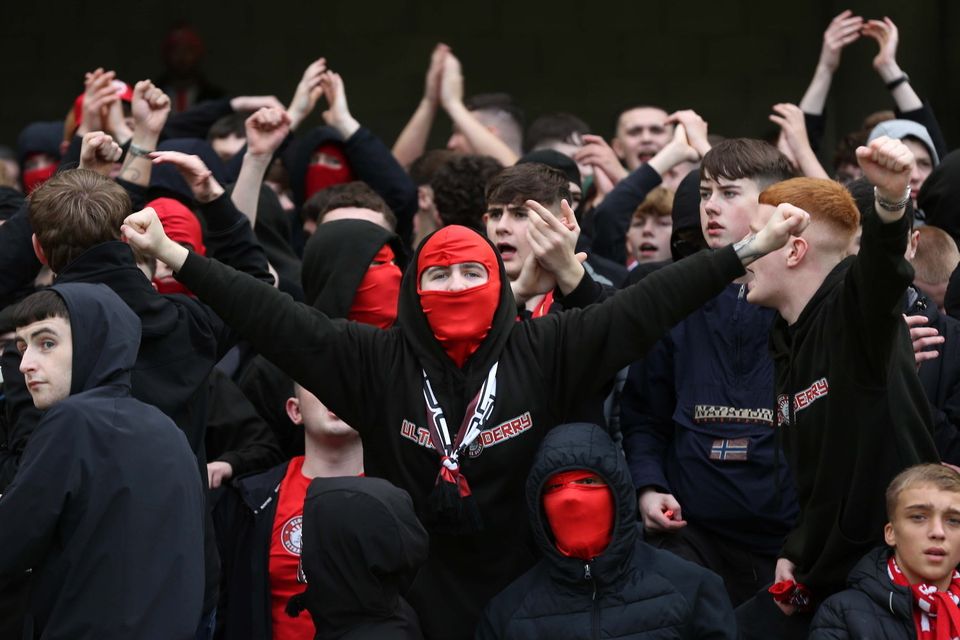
[477, 423, 736, 640]
[0, 283, 205, 639]
[621, 283, 798, 555]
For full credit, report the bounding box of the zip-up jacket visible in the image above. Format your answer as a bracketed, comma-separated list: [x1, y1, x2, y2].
[622, 283, 798, 555]
[476, 423, 736, 640]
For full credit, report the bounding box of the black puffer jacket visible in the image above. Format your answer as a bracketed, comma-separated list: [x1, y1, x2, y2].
[809, 546, 915, 640]
[292, 476, 428, 640]
[476, 423, 736, 640]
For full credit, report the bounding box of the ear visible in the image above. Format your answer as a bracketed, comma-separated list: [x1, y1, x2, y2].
[785, 237, 808, 268]
[481, 212, 490, 226]
[906, 229, 920, 261]
[285, 397, 303, 426]
[884, 521, 897, 547]
[31, 234, 49, 267]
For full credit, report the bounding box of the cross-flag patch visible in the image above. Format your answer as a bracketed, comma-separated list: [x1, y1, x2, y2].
[709, 438, 749, 461]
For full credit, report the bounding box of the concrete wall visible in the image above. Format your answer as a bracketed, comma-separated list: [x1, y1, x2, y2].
[2, 0, 955, 163]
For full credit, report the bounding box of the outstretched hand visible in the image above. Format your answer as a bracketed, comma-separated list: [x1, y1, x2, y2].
[150, 151, 225, 204]
[77, 68, 119, 136]
[320, 71, 360, 138]
[525, 199, 586, 294]
[287, 57, 327, 129]
[818, 10, 863, 73]
[862, 17, 900, 74]
[424, 44, 449, 105]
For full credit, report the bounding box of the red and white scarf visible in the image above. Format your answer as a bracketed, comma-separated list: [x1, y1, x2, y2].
[888, 555, 960, 640]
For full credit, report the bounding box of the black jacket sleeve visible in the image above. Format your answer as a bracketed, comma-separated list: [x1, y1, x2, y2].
[205, 370, 284, 478]
[528, 247, 745, 412]
[0, 347, 42, 493]
[199, 194, 274, 286]
[590, 164, 663, 265]
[897, 102, 948, 161]
[343, 127, 418, 243]
[162, 98, 234, 141]
[174, 252, 394, 434]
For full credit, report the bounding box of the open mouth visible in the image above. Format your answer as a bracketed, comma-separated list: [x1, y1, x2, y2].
[496, 242, 517, 260]
[639, 243, 659, 255]
[706, 221, 725, 236]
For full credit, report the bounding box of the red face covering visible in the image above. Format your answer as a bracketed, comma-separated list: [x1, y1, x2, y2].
[348, 244, 401, 329]
[148, 198, 206, 296]
[417, 226, 501, 368]
[304, 143, 354, 200]
[542, 470, 615, 560]
[22, 163, 57, 194]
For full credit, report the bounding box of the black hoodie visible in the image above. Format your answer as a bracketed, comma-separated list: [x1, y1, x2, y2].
[293, 476, 427, 640]
[237, 219, 407, 458]
[772, 206, 939, 598]
[477, 423, 736, 639]
[284, 126, 418, 242]
[0, 283, 204, 639]
[919, 149, 960, 246]
[173, 226, 746, 639]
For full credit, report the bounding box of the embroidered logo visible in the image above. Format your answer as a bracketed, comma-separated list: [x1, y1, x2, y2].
[694, 405, 774, 426]
[400, 412, 533, 458]
[280, 515, 303, 556]
[709, 438, 749, 461]
[776, 394, 791, 427]
[793, 377, 829, 413]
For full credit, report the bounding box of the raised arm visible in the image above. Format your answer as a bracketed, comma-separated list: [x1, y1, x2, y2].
[230, 107, 291, 226]
[392, 44, 447, 168]
[286, 58, 327, 132]
[118, 80, 172, 190]
[770, 103, 830, 179]
[439, 52, 518, 166]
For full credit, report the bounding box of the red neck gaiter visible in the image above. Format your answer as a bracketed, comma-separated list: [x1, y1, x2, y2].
[348, 244, 401, 329]
[149, 197, 205, 296]
[542, 470, 614, 560]
[304, 143, 354, 200]
[23, 164, 57, 194]
[417, 226, 501, 368]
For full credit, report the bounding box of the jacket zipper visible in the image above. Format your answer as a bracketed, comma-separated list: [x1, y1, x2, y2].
[585, 562, 599, 639]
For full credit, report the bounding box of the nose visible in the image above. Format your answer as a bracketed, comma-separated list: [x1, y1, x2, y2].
[449, 272, 470, 291]
[19, 349, 36, 375]
[910, 166, 923, 190]
[930, 516, 947, 539]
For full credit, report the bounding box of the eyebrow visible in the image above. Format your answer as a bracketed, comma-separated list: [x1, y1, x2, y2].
[21, 327, 60, 342]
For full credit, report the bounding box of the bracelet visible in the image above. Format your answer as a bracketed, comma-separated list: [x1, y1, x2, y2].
[874, 185, 911, 212]
[128, 143, 155, 158]
[885, 73, 910, 91]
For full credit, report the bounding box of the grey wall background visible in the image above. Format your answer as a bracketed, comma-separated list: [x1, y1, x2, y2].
[2, 0, 956, 163]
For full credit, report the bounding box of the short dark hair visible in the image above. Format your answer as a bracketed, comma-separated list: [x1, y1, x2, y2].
[29, 169, 132, 273]
[11, 289, 69, 329]
[432, 154, 504, 231]
[701, 139, 796, 190]
[464, 93, 525, 130]
[301, 181, 396, 230]
[833, 130, 868, 173]
[524, 112, 590, 153]
[485, 162, 572, 209]
[409, 149, 459, 186]
[207, 113, 247, 141]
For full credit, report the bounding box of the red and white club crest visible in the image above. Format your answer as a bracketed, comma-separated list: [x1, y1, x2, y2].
[281, 515, 303, 556]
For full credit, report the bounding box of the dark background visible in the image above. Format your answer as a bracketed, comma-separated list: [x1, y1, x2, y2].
[2, 0, 956, 162]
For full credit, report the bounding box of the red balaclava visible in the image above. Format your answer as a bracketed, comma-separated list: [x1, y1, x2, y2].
[304, 143, 354, 200]
[348, 243, 402, 329]
[417, 226, 501, 368]
[542, 470, 615, 560]
[22, 160, 57, 194]
[149, 197, 205, 295]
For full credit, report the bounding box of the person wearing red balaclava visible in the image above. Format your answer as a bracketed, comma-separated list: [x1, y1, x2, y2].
[477, 422, 736, 639]
[304, 144, 355, 201]
[125, 193, 802, 639]
[148, 197, 205, 295]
